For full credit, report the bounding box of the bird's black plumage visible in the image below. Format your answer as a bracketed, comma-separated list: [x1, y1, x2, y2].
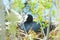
[19, 14, 55, 35]
[24, 14, 40, 32]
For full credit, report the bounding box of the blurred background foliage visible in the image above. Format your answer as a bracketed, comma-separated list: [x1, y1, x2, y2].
[0, 0, 60, 40]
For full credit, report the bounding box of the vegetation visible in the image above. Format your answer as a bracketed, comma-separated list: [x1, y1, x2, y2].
[0, 0, 60, 40]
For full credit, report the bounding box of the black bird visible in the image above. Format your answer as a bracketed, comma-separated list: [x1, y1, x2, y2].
[19, 14, 55, 35]
[24, 14, 40, 32]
